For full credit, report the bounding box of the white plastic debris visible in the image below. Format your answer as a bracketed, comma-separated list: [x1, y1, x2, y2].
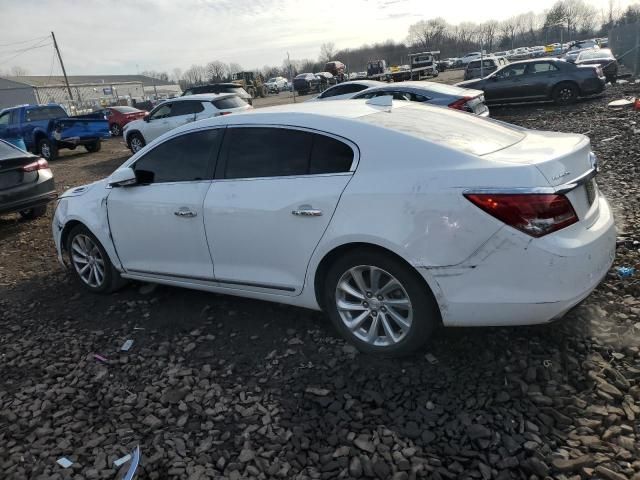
[56, 457, 73, 468]
[121, 339, 134, 352]
[114, 453, 132, 467]
[617, 79, 629, 84]
[601, 135, 620, 143]
[608, 98, 635, 108]
[123, 445, 141, 480]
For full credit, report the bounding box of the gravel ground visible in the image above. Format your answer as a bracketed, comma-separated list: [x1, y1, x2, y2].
[1, 84, 639, 480]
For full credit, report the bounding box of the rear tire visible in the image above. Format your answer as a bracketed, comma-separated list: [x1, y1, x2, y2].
[19, 205, 47, 220]
[66, 225, 127, 294]
[84, 140, 101, 153]
[323, 249, 440, 357]
[553, 82, 578, 105]
[38, 138, 58, 161]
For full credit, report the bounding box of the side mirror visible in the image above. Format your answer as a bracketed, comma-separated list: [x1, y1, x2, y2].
[108, 167, 137, 187]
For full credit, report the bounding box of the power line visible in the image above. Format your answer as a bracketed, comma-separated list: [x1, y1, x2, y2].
[0, 35, 50, 49]
[0, 38, 52, 67]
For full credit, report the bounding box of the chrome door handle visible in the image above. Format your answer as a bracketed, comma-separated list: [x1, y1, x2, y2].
[174, 209, 197, 218]
[292, 208, 323, 217]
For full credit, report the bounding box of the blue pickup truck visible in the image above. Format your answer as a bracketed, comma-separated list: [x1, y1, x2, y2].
[0, 104, 110, 160]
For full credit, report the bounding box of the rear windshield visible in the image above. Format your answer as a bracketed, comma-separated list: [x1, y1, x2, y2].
[112, 106, 140, 113]
[213, 96, 247, 109]
[0, 140, 26, 160]
[25, 106, 67, 121]
[360, 104, 525, 156]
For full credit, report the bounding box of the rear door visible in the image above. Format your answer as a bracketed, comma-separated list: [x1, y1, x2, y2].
[526, 61, 562, 98]
[203, 126, 357, 294]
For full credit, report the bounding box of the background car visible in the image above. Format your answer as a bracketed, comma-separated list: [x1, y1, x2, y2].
[456, 58, 606, 105]
[123, 94, 251, 153]
[460, 52, 483, 64]
[0, 139, 55, 220]
[350, 81, 489, 116]
[464, 56, 509, 80]
[293, 73, 321, 94]
[181, 83, 252, 104]
[576, 48, 618, 83]
[99, 106, 147, 136]
[265, 76, 289, 93]
[53, 99, 614, 356]
[307, 80, 384, 101]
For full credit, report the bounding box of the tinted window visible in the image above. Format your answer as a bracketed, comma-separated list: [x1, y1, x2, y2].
[25, 106, 67, 121]
[0, 112, 9, 126]
[133, 129, 221, 184]
[170, 101, 204, 116]
[529, 62, 559, 74]
[225, 128, 312, 179]
[149, 104, 171, 120]
[0, 140, 25, 159]
[310, 135, 354, 174]
[213, 96, 247, 109]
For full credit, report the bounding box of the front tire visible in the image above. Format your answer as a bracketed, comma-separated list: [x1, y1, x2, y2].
[553, 82, 578, 105]
[66, 225, 126, 293]
[110, 123, 122, 136]
[323, 249, 440, 356]
[128, 133, 145, 153]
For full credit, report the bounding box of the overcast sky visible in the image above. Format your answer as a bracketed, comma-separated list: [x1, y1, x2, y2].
[0, 0, 633, 76]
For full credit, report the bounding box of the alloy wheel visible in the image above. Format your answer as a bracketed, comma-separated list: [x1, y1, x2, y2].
[130, 137, 143, 153]
[40, 143, 51, 159]
[70, 234, 105, 288]
[559, 88, 573, 102]
[335, 265, 413, 346]
[111, 124, 121, 136]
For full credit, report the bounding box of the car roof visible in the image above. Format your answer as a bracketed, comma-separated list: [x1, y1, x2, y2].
[172, 93, 236, 102]
[358, 81, 480, 97]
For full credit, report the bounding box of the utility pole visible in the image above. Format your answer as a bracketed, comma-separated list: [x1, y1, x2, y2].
[288, 52, 296, 103]
[51, 31, 73, 101]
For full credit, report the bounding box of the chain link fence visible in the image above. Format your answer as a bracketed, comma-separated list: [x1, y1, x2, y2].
[609, 23, 640, 75]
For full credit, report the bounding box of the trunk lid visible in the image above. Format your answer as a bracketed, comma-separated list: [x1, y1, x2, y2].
[0, 152, 40, 190]
[482, 130, 593, 187]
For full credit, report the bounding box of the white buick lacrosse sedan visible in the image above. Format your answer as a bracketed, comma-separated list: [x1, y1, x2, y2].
[52, 99, 615, 356]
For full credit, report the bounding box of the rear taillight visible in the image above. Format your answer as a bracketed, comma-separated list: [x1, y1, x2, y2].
[22, 158, 49, 172]
[449, 96, 472, 110]
[464, 193, 578, 237]
[220, 111, 232, 115]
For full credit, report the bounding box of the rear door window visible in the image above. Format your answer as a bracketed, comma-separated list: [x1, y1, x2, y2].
[170, 101, 204, 117]
[133, 129, 222, 184]
[222, 127, 354, 179]
[528, 62, 560, 74]
[24, 106, 67, 121]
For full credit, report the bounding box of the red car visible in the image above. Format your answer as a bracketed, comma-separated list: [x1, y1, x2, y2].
[101, 106, 147, 136]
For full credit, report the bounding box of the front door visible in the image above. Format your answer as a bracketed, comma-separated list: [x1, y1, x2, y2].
[107, 128, 222, 278]
[485, 63, 529, 102]
[143, 102, 174, 143]
[203, 126, 356, 294]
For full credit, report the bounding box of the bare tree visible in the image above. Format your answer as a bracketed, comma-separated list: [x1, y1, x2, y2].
[480, 21, 499, 52]
[10, 65, 29, 76]
[408, 18, 448, 50]
[319, 42, 336, 63]
[171, 68, 182, 83]
[183, 64, 206, 86]
[500, 17, 519, 49]
[205, 61, 229, 82]
[228, 62, 243, 75]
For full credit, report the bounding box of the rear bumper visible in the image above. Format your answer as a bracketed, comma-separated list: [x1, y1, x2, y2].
[424, 195, 616, 327]
[0, 170, 56, 215]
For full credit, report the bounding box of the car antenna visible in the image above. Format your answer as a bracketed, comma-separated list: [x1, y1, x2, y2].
[365, 95, 394, 112]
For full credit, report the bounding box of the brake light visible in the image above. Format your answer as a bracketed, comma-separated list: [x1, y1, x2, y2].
[22, 158, 49, 172]
[220, 111, 232, 115]
[449, 96, 472, 110]
[464, 193, 578, 237]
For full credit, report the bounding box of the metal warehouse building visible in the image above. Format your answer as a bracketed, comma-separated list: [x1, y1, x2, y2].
[0, 75, 182, 112]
